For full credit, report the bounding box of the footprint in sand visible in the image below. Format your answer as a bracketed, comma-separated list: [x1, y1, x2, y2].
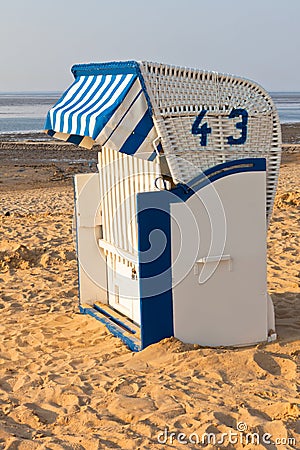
[113, 379, 140, 396]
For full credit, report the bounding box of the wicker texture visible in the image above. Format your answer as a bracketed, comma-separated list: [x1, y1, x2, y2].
[140, 62, 281, 221]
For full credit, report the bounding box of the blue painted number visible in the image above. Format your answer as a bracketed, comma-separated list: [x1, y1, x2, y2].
[191, 110, 212, 146]
[227, 108, 248, 145]
[191, 108, 248, 147]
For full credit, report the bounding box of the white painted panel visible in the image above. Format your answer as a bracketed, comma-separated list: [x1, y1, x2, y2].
[171, 171, 271, 346]
[74, 173, 107, 305]
[107, 255, 140, 325]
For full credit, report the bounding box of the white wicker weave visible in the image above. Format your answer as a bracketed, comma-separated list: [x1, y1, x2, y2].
[139, 62, 281, 222]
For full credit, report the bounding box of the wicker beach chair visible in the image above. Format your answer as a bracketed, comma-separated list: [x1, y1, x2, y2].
[45, 61, 281, 350]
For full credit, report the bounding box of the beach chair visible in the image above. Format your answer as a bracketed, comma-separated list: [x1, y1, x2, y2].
[45, 61, 281, 350]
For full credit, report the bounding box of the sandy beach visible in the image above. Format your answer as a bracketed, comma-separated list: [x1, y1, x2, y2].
[0, 125, 299, 449]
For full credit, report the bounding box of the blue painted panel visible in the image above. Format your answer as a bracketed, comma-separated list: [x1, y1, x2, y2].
[67, 134, 84, 146]
[119, 110, 154, 156]
[137, 191, 179, 348]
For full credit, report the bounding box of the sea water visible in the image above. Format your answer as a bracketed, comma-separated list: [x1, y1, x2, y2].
[0, 92, 60, 135]
[270, 92, 300, 124]
[0, 91, 300, 136]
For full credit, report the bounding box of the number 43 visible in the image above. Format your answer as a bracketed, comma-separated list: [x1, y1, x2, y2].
[191, 108, 248, 146]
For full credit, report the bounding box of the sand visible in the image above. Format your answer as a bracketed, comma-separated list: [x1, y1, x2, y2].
[0, 132, 299, 449]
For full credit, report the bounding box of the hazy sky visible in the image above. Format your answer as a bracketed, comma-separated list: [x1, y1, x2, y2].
[1, 0, 299, 92]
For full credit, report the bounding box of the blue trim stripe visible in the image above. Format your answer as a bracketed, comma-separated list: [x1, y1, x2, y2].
[88, 75, 132, 138]
[67, 134, 84, 146]
[80, 305, 141, 352]
[44, 76, 88, 130]
[81, 75, 125, 136]
[101, 88, 143, 147]
[205, 157, 265, 176]
[63, 76, 101, 134]
[46, 129, 55, 137]
[147, 151, 157, 162]
[67, 76, 105, 135]
[173, 158, 267, 201]
[93, 303, 136, 334]
[72, 61, 140, 77]
[119, 110, 154, 156]
[52, 76, 90, 131]
[146, 140, 162, 162]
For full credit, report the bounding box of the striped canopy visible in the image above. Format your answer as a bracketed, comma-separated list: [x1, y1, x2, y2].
[44, 61, 159, 161]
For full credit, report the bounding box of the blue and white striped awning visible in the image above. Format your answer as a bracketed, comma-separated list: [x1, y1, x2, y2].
[44, 61, 159, 161]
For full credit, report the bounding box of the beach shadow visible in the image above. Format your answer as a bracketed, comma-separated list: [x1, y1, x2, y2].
[246, 407, 272, 421]
[253, 351, 281, 376]
[272, 292, 300, 343]
[0, 378, 13, 393]
[23, 403, 58, 424]
[0, 411, 37, 440]
[213, 411, 236, 429]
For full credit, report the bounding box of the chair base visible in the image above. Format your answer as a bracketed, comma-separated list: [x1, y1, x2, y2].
[79, 303, 141, 352]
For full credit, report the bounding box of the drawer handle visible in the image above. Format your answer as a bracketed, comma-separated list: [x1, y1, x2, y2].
[194, 255, 232, 281]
